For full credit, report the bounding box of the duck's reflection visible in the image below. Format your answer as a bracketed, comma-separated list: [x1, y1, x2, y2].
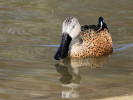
[55, 63, 80, 98]
[55, 56, 110, 98]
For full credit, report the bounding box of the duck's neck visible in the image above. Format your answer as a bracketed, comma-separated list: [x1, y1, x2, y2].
[71, 35, 81, 45]
[69, 35, 83, 57]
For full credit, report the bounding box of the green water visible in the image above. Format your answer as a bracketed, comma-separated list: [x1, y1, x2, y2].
[0, 0, 133, 100]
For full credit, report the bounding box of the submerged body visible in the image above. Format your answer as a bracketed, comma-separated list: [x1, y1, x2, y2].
[54, 17, 113, 60]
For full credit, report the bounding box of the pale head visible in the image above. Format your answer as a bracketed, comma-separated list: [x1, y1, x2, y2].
[62, 17, 81, 39]
[54, 17, 81, 60]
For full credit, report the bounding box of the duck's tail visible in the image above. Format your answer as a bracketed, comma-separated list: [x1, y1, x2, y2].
[97, 17, 108, 30]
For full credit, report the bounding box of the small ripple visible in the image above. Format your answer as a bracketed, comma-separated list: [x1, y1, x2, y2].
[37, 45, 59, 47]
[27, 45, 59, 47]
[114, 43, 133, 51]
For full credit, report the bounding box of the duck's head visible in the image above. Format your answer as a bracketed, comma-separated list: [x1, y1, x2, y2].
[54, 17, 81, 60]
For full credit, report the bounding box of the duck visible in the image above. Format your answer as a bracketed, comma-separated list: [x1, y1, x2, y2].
[54, 17, 113, 60]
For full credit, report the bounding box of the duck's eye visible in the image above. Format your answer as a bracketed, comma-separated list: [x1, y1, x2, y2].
[72, 26, 75, 29]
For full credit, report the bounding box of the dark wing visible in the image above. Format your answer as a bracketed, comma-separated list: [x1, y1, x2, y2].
[81, 17, 108, 32]
[97, 17, 108, 30]
[81, 25, 98, 32]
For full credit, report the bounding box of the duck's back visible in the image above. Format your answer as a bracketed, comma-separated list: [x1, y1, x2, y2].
[80, 25, 113, 57]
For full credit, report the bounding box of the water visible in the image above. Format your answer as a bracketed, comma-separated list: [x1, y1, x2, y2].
[0, 0, 133, 100]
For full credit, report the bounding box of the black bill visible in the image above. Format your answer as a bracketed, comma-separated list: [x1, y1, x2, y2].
[54, 33, 72, 60]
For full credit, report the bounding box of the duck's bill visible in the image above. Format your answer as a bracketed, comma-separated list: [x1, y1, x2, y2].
[54, 33, 72, 60]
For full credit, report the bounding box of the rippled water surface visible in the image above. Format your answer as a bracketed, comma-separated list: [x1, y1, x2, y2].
[0, 0, 133, 100]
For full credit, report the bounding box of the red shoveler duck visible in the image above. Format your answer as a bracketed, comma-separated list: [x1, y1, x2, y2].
[54, 17, 113, 60]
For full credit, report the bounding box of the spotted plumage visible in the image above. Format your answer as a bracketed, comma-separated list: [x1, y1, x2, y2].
[54, 17, 113, 60]
[70, 28, 113, 58]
